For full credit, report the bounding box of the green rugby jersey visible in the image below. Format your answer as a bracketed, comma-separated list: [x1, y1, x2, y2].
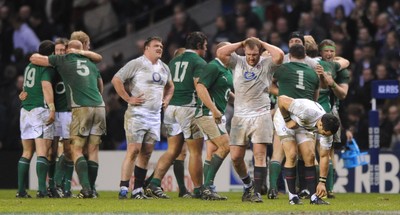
[48, 54, 104, 108]
[53, 72, 69, 112]
[273, 62, 319, 100]
[168, 50, 207, 107]
[195, 58, 233, 117]
[22, 63, 55, 111]
[318, 60, 340, 112]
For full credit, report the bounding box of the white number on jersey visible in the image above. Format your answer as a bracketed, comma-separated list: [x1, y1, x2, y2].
[23, 67, 36, 88]
[173, 61, 188, 82]
[77, 60, 89, 76]
[296, 70, 305, 90]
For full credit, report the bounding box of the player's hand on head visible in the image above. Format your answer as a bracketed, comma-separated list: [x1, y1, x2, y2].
[19, 91, 28, 101]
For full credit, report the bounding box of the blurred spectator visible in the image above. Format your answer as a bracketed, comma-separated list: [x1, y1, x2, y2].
[392, 119, 400, 151]
[385, 51, 400, 80]
[164, 3, 201, 61]
[281, 0, 303, 31]
[212, 15, 234, 44]
[245, 27, 258, 38]
[378, 31, 400, 61]
[11, 15, 40, 56]
[310, 0, 332, 34]
[356, 27, 374, 46]
[102, 51, 125, 84]
[29, 12, 56, 41]
[379, 106, 394, 150]
[361, 0, 380, 36]
[386, 0, 400, 34]
[345, 103, 369, 150]
[226, 0, 262, 31]
[18, 5, 31, 23]
[259, 20, 274, 42]
[269, 31, 288, 53]
[388, 104, 400, 124]
[324, 0, 355, 17]
[231, 15, 247, 42]
[375, 64, 390, 80]
[275, 17, 290, 43]
[298, 12, 327, 43]
[0, 5, 14, 66]
[374, 12, 394, 47]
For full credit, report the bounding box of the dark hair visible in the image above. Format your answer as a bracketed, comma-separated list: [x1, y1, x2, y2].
[39, 40, 55, 56]
[55, 38, 69, 46]
[144, 36, 163, 49]
[321, 113, 340, 135]
[289, 31, 305, 44]
[289, 44, 306, 59]
[185, 31, 207, 50]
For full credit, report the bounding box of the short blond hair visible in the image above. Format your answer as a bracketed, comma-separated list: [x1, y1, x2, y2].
[70, 31, 90, 45]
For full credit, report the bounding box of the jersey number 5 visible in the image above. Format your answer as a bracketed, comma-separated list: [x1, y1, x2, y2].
[77, 60, 90, 76]
[173, 61, 188, 82]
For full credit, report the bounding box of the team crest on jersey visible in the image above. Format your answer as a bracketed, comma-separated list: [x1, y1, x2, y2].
[244, 71, 256, 80]
[152, 72, 161, 82]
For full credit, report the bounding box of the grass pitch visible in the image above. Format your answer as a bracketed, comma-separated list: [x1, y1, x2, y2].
[1, 190, 399, 214]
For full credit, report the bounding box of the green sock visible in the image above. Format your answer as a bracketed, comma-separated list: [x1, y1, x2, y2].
[18, 157, 31, 193]
[63, 161, 74, 192]
[204, 155, 224, 187]
[203, 160, 210, 184]
[36, 156, 49, 193]
[150, 178, 161, 187]
[326, 161, 334, 191]
[173, 160, 186, 193]
[193, 187, 201, 196]
[269, 161, 281, 190]
[54, 154, 65, 187]
[87, 160, 99, 190]
[75, 156, 90, 189]
[48, 160, 56, 189]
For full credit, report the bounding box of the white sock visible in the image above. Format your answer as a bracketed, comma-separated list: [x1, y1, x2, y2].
[288, 192, 298, 200]
[132, 187, 143, 195]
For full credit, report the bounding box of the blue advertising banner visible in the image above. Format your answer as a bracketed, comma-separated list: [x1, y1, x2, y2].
[371, 80, 400, 99]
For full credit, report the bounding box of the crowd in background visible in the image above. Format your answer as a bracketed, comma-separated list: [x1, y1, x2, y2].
[0, 0, 399, 151]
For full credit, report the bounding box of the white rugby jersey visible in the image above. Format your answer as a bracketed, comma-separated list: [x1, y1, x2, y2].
[288, 98, 333, 148]
[229, 53, 276, 117]
[114, 55, 171, 116]
[283, 54, 319, 68]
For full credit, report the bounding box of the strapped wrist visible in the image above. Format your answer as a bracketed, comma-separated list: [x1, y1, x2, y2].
[48, 103, 56, 111]
[283, 115, 291, 122]
[329, 82, 336, 89]
[319, 176, 327, 183]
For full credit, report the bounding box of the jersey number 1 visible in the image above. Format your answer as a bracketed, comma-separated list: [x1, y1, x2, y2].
[296, 70, 305, 90]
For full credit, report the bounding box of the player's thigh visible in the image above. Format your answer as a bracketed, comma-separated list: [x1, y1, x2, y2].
[20, 107, 54, 140]
[250, 114, 273, 144]
[196, 115, 227, 140]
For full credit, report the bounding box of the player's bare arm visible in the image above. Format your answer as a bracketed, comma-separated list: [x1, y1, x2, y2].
[162, 79, 174, 109]
[111, 76, 145, 105]
[67, 48, 103, 63]
[30, 53, 50, 67]
[316, 147, 330, 198]
[333, 56, 350, 70]
[277, 95, 298, 129]
[97, 78, 104, 94]
[216, 42, 242, 66]
[257, 38, 284, 64]
[196, 83, 222, 124]
[42, 80, 55, 125]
